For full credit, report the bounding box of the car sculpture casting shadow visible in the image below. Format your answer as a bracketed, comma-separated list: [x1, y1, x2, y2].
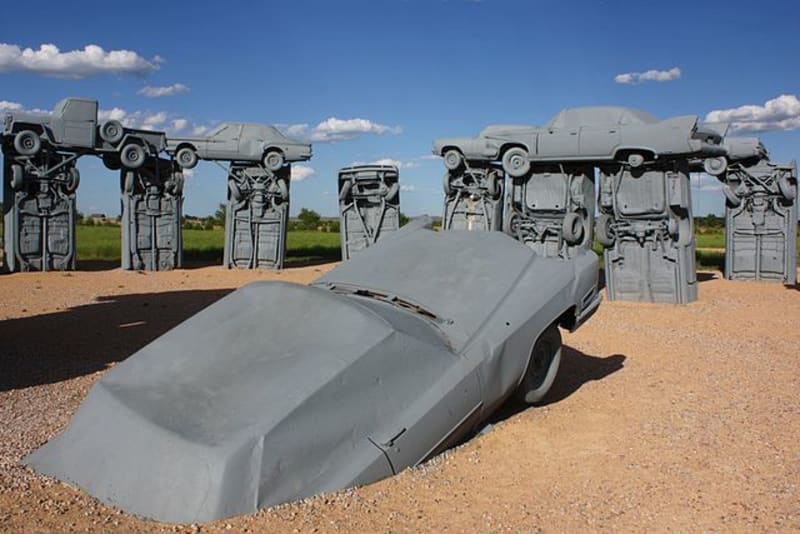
[26, 219, 601, 524]
[166, 122, 312, 171]
[433, 106, 727, 177]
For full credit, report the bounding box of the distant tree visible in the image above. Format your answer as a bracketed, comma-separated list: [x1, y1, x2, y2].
[297, 208, 322, 230]
[399, 212, 409, 227]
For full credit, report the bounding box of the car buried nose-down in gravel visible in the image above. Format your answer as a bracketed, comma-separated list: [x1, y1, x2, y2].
[26, 220, 601, 523]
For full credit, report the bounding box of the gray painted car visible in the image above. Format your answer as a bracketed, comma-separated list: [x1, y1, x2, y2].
[166, 122, 312, 170]
[433, 106, 727, 177]
[2, 97, 165, 170]
[25, 220, 601, 523]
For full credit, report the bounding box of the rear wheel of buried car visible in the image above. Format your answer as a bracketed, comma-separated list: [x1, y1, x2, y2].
[442, 149, 464, 171]
[338, 180, 352, 202]
[120, 144, 146, 169]
[14, 130, 41, 156]
[65, 167, 80, 194]
[442, 172, 453, 196]
[595, 213, 616, 247]
[384, 182, 400, 203]
[176, 147, 198, 170]
[263, 150, 285, 172]
[228, 179, 244, 202]
[515, 325, 562, 405]
[722, 184, 742, 208]
[276, 178, 289, 200]
[486, 172, 501, 199]
[502, 147, 530, 178]
[123, 171, 135, 194]
[777, 174, 796, 202]
[10, 164, 24, 190]
[561, 212, 584, 245]
[99, 120, 124, 144]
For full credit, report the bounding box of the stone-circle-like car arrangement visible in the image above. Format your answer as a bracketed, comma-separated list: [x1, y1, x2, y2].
[1, 97, 797, 523]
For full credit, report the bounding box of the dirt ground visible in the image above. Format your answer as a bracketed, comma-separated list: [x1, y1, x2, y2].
[0, 263, 798, 533]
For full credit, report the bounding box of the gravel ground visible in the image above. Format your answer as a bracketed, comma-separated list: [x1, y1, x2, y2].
[1, 265, 798, 533]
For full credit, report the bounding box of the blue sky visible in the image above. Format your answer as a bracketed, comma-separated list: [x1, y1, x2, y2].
[1, 0, 799, 217]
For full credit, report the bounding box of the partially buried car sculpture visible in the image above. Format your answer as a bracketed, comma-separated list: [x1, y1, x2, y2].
[166, 122, 312, 170]
[25, 219, 601, 523]
[433, 106, 727, 177]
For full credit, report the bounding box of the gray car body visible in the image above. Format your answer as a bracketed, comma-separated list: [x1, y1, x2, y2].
[25, 221, 601, 524]
[166, 122, 311, 163]
[2, 97, 165, 154]
[433, 106, 726, 165]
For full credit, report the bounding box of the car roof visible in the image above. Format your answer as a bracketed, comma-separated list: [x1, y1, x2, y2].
[547, 106, 660, 128]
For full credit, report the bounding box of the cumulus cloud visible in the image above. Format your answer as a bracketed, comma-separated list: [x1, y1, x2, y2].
[614, 66, 681, 84]
[95, 107, 207, 134]
[291, 165, 316, 182]
[171, 118, 188, 132]
[280, 117, 402, 143]
[137, 83, 190, 98]
[0, 43, 159, 78]
[704, 94, 800, 133]
[0, 100, 23, 111]
[400, 184, 417, 192]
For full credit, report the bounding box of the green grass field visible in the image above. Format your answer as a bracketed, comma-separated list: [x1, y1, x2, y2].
[75, 225, 341, 265]
[24, 224, 800, 271]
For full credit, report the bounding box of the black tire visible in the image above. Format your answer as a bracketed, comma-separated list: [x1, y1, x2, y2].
[385, 182, 399, 203]
[723, 184, 742, 208]
[14, 130, 41, 156]
[102, 153, 122, 171]
[176, 147, 198, 170]
[595, 213, 616, 247]
[276, 178, 289, 200]
[120, 144, 146, 170]
[99, 120, 124, 144]
[703, 156, 727, 176]
[10, 164, 24, 190]
[339, 180, 352, 202]
[777, 174, 796, 202]
[504, 211, 521, 236]
[667, 217, 679, 240]
[123, 171, 135, 194]
[443, 149, 464, 171]
[502, 147, 530, 178]
[675, 217, 692, 247]
[65, 167, 80, 193]
[562, 212, 584, 245]
[515, 325, 562, 405]
[263, 150, 285, 172]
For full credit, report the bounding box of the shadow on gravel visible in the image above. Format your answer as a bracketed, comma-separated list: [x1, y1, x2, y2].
[0, 289, 233, 391]
[482, 346, 626, 429]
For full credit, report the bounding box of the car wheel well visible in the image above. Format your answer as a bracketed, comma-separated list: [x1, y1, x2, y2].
[500, 142, 527, 154]
[614, 148, 655, 162]
[556, 306, 577, 331]
[176, 142, 196, 152]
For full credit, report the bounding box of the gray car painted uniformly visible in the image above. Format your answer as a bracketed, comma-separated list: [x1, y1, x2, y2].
[25, 221, 601, 523]
[433, 106, 726, 177]
[2, 97, 165, 170]
[166, 123, 312, 171]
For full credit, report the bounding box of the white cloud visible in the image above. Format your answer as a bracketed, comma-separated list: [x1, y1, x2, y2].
[191, 124, 212, 136]
[171, 118, 188, 132]
[704, 94, 800, 133]
[142, 111, 167, 128]
[280, 117, 402, 143]
[291, 165, 316, 182]
[0, 100, 22, 111]
[0, 43, 159, 78]
[137, 83, 190, 98]
[614, 66, 681, 84]
[182, 168, 196, 178]
[400, 184, 417, 192]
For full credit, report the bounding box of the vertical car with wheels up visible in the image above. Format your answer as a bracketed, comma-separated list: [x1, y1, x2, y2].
[338, 164, 401, 259]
